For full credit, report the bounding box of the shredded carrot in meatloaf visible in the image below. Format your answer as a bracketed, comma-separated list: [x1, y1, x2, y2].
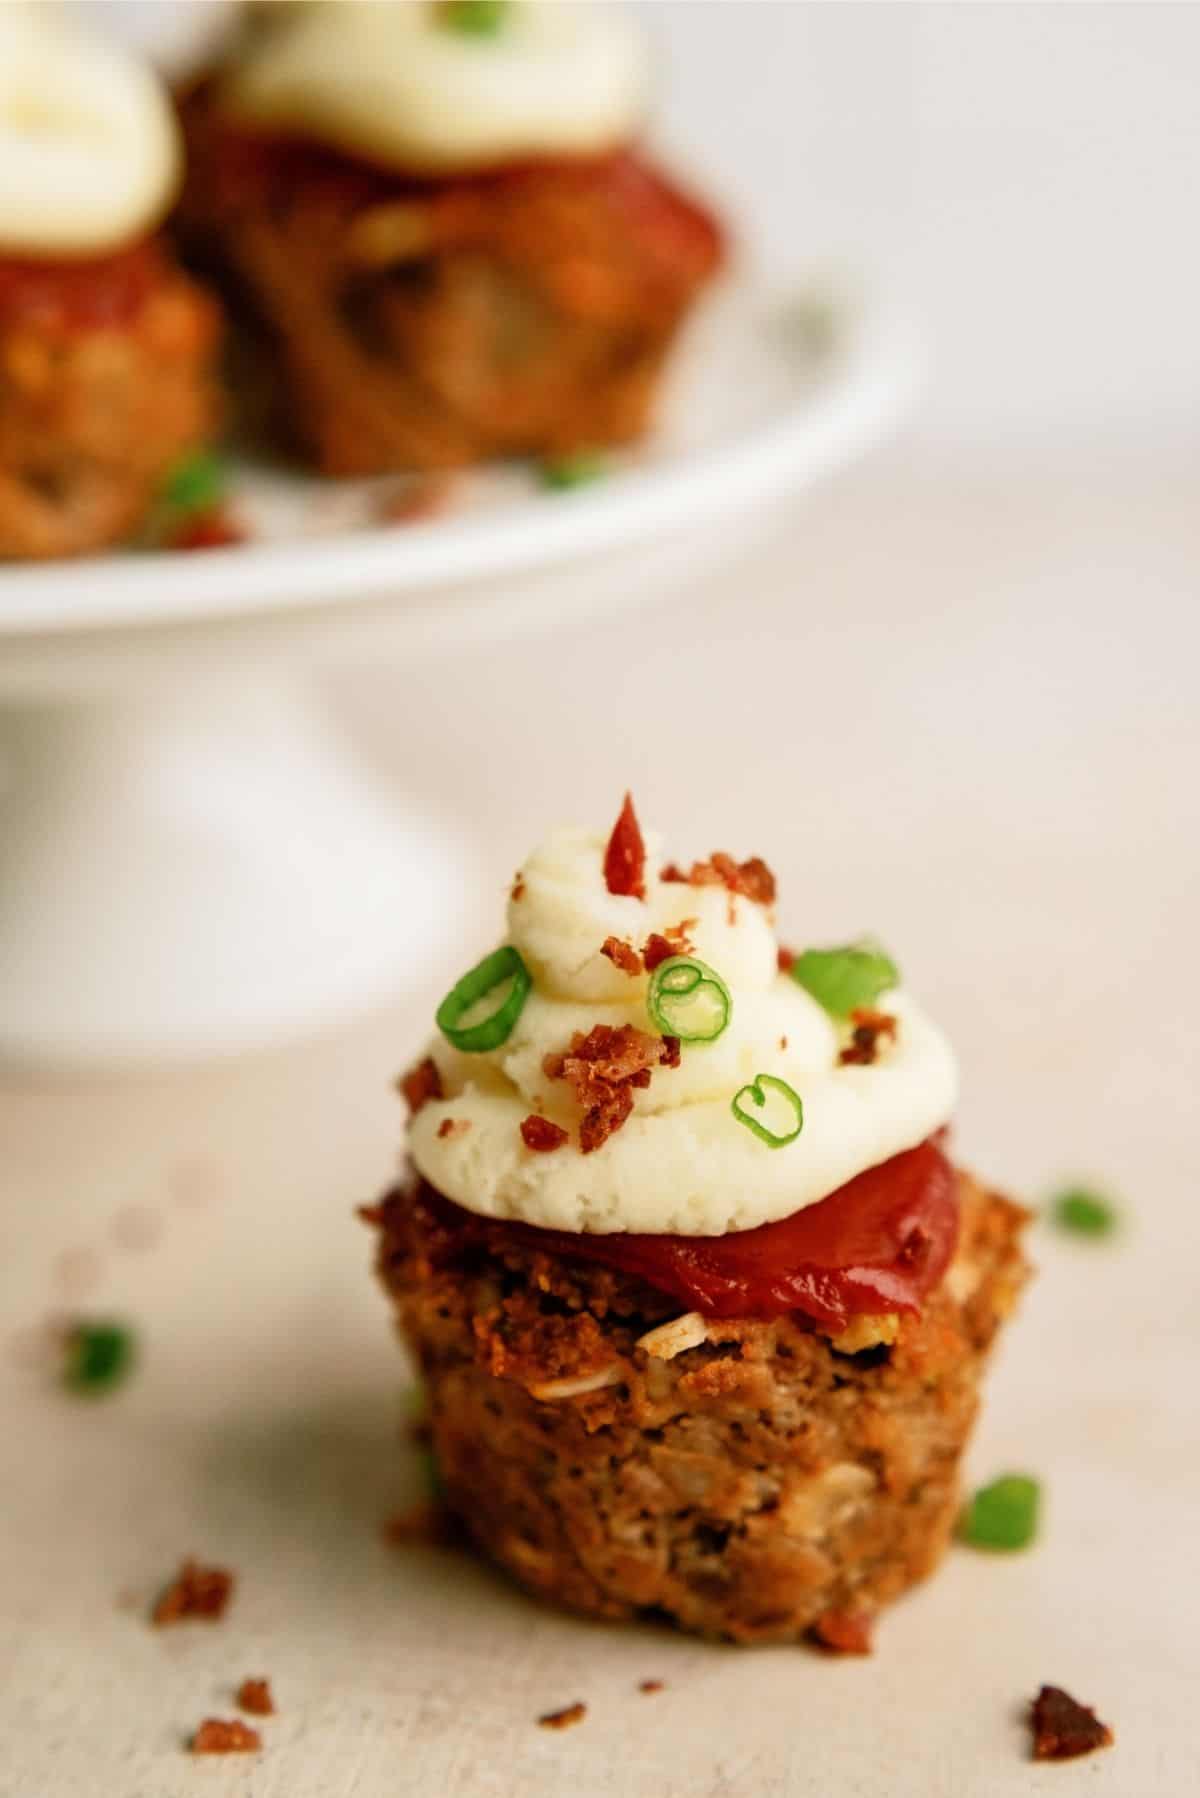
[543, 1024, 678, 1152]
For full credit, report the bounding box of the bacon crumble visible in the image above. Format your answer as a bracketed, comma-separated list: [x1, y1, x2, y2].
[777, 946, 796, 974]
[152, 1559, 234, 1626]
[661, 852, 776, 906]
[511, 874, 526, 901]
[638, 1679, 665, 1695]
[520, 1115, 570, 1153]
[600, 935, 642, 976]
[236, 1678, 274, 1718]
[838, 1008, 899, 1067]
[603, 793, 646, 900]
[641, 932, 675, 972]
[437, 1117, 470, 1140]
[1030, 1686, 1114, 1761]
[190, 1719, 261, 1755]
[543, 1023, 678, 1153]
[538, 1702, 587, 1731]
[399, 1056, 443, 1117]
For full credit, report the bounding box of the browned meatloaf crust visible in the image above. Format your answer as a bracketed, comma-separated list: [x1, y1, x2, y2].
[177, 96, 725, 475]
[0, 241, 221, 561]
[373, 1169, 1029, 1644]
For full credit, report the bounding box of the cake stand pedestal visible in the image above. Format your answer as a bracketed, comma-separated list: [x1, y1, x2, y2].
[0, 675, 469, 1067]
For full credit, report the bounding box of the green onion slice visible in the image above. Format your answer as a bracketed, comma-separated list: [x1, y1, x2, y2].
[647, 955, 731, 1043]
[1049, 1187, 1119, 1238]
[63, 1320, 135, 1396]
[731, 1074, 804, 1147]
[540, 449, 608, 491]
[161, 449, 227, 516]
[438, 0, 510, 37]
[789, 938, 899, 1017]
[958, 1473, 1041, 1551]
[436, 945, 531, 1052]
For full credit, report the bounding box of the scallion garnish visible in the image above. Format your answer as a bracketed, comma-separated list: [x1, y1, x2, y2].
[63, 1320, 135, 1396]
[439, 0, 510, 38]
[958, 1473, 1041, 1551]
[436, 945, 531, 1052]
[161, 450, 227, 517]
[1049, 1187, 1119, 1238]
[731, 1074, 804, 1147]
[789, 939, 899, 1017]
[540, 450, 608, 491]
[646, 955, 731, 1043]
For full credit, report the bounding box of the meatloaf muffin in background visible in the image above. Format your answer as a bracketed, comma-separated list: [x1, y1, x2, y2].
[368, 799, 1031, 1646]
[0, 6, 221, 561]
[177, 1, 724, 476]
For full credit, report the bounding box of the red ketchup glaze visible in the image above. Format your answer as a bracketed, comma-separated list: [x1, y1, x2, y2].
[428, 1136, 960, 1333]
[0, 240, 163, 331]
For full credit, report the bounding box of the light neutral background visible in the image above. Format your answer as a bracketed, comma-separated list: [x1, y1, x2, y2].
[4, 5, 1200, 1795]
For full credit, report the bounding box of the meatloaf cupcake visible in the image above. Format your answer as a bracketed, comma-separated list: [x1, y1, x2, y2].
[372, 798, 1030, 1646]
[0, 5, 221, 560]
[177, 1, 724, 476]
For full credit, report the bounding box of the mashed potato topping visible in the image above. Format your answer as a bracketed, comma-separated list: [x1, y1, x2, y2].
[0, 4, 180, 254]
[409, 821, 958, 1235]
[219, 0, 648, 176]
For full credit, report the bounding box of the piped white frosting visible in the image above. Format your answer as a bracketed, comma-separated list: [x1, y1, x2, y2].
[408, 824, 958, 1236]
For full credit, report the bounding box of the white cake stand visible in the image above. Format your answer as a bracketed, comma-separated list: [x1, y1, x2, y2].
[0, 281, 918, 1068]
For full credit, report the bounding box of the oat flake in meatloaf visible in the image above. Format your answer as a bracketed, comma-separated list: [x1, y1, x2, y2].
[368, 806, 1031, 1644]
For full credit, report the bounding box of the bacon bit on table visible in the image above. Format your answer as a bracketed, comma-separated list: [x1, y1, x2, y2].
[190, 1718, 261, 1755]
[601, 935, 642, 975]
[1030, 1686, 1114, 1761]
[235, 1678, 274, 1717]
[638, 1680, 665, 1695]
[543, 1024, 675, 1153]
[603, 793, 646, 900]
[163, 508, 246, 552]
[777, 946, 796, 973]
[398, 1056, 443, 1116]
[520, 1115, 569, 1152]
[838, 1007, 899, 1067]
[436, 1117, 471, 1140]
[152, 1559, 234, 1626]
[538, 1702, 587, 1731]
[810, 1609, 875, 1656]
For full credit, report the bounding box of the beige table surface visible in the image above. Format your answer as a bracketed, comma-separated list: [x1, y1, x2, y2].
[3, 452, 1198, 1797]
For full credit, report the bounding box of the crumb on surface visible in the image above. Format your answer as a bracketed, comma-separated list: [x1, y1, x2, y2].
[236, 1678, 274, 1717]
[1030, 1685, 1113, 1761]
[191, 1718, 261, 1754]
[152, 1559, 234, 1626]
[638, 1679, 664, 1694]
[538, 1702, 587, 1730]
